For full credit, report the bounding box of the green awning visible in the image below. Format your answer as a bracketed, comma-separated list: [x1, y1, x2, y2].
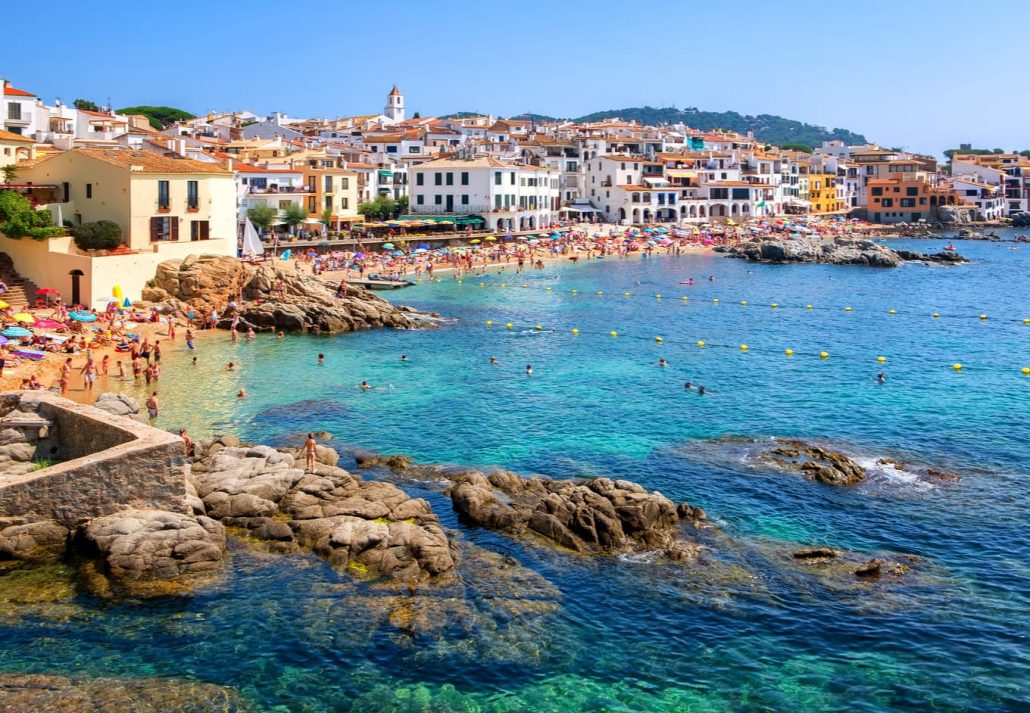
[378, 169, 393, 177]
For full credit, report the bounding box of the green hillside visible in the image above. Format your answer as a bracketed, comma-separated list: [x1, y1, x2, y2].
[115, 105, 196, 130]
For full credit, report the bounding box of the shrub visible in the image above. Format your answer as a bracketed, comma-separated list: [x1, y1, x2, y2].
[26, 227, 66, 240]
[71, 220, 123, 250]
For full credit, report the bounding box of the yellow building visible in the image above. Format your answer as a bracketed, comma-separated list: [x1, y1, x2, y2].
[808, 173, 841, 214]
[0, 129, 34, 170]
[4, 147, 236, 305]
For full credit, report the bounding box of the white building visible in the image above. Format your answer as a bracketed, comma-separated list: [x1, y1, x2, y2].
[2, 80, 45, 138]
[948, 175, 1007, 221]
[384, 86, 405, 124]
[409, 157, 559, 231]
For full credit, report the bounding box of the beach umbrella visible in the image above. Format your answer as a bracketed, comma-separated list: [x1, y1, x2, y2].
[0, 301, 7, 310]
[417, 243, 430, 249]
[382, 242, 395, 249]
[33, 318, 63, 329]
[36, 288, 60, 295]
[485, 236, 497, 241]
[11, 313, 34, 323]
[503, 235, 513, 240]
[655, 227, 669, 233]
[470, 239, 481, 244]
[391, 250, 405, 256]
[528, 239, 540, 244]
[122, 298, 131, 308]
[70, 311, 98, 322]
[414, 248, 427, 253]
[1, 327, 31, 338]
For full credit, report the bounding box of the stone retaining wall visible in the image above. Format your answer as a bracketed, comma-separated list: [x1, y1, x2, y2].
[0, 392, 187, 527]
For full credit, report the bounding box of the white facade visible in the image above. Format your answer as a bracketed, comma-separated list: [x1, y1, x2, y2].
[384, 87, 405, 124]
[409, 158, 559, 231]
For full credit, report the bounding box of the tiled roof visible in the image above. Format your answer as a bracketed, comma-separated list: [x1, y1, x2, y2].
[3, 86, 34, 97]
[0, 128, 33, 143]
[35, 147, 232, 175]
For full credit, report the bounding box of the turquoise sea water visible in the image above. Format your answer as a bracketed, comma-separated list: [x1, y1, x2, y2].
[3, 237, 1029, 711]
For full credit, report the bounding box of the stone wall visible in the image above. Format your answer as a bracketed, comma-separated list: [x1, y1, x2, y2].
[0, 392, 187, 527]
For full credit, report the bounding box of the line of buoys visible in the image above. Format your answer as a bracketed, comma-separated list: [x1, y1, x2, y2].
[460, 281, 1027, 325]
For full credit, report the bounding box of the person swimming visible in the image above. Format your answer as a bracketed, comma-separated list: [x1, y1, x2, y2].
[237, 388, 247, 398]
[490, 356, 498, 364]
[226, 362, 235, 371]
[877, 372, 886, 383]
[684, 381, 693, 390]
[318, 353, 325, 365]
[360, 380, 371, 390]
[401, 354, 408, 362]
[658, 358, 667, 367]
[526, 364, 533, 376]
[698, 385, 706, 395]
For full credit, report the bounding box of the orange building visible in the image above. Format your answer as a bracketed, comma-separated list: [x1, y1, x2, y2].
[867, 172, 958, 223]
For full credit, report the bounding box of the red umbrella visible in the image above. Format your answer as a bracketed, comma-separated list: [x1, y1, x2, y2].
[36, 288, 60, 295]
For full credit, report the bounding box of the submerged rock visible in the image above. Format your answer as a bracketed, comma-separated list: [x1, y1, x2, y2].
[0, 673, 254, 712]
[766, 440, 866, 486]
[149, 254, 437, 334]
[189, 442, 454, 581]
[80, 509, 226, 596]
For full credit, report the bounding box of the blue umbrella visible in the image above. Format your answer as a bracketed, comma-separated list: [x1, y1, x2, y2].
[391, 250, 404, 256]
[417, 243, 430, 249]
[438, 248, 451, 255]
[2, 327, 31, 338]
[70, 311, 98, 322]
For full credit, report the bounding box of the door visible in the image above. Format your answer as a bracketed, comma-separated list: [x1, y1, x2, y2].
[445, 195, 454, 212]
[69, 270, 83, 306]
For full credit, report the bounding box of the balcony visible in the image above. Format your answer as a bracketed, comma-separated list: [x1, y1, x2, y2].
[248, 186, 312, 195]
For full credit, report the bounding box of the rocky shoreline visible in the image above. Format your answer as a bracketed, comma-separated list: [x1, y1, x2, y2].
[716, 236, 967, 267]
[143, 254, 438, 334]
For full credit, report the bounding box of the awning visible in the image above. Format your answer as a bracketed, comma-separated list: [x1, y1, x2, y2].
[787, 198, 812, 206]
[666, 170, 697, 179]
[563, 204, 601, 213]
[643, 177, 668, 186]
[378, 169, 393, 176]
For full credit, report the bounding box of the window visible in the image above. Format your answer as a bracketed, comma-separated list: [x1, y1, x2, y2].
[416, 173, 424, 186]
[901, 198, 915, 208]
[446, 172, 454, 186]
[732, 188, 749, 200]
[416, 195, 424, 205]
[494, 172, 502, 185]
[149, 216, 177, 241]
[190, 220, 209, 241]
[882, 198, 893, 207]
[187, 180, 199, 209]
[342, 177, 349, 189]
[324, 176, 333, 192]
[461, 172, 469, 185]
[386, 145, 397, 153]
[324, 196, 332, 210]
[461, 194, 469, 205]
[408, 146, 420, 153]
[495, 194, 502, 209]
[710, 188, 728, 200]
[61, 182, 69, 202]
[434, 195, 442, 205]
[7, 104, 21, 121]
[871, 187, 883, 196]
[435, 172, 442, 186]
[308, 197, 317, 212]
[341, 198, 349, 209]
[157, 180, 170, 210]
[85, 183, 92, 199]
[510, 172, 515, 185]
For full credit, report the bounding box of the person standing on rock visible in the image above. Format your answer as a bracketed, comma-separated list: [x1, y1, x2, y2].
[146, 392, 159, 420]
[304, 433, 317, 473]
[179, 428, 194, 462]
[275, 277, 286, 302]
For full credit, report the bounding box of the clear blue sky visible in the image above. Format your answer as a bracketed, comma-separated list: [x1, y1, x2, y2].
[5, 0, 1026, 157]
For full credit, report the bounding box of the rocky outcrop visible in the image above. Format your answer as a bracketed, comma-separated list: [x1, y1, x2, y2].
[189, 439, 454, 581]
[80, 509, 226, 596]
[0, 673, 254, 712]
[147, 254, 437, 334]
[93, 392, 148, 424]
[766, 440, 866, 485]
[448, 470, 705, 559]
[725, 236, 965, 267]
[0, 519, 69, 563]
[893, 249, 968, 264]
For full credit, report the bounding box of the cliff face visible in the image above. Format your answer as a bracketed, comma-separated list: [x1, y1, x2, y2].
[145, 255, 437, 334]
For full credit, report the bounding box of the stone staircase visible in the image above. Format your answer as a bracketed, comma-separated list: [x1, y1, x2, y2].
[0, 253, 41, 309]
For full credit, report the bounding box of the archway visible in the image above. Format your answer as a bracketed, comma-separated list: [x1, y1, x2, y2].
[69, 269, 84, 306]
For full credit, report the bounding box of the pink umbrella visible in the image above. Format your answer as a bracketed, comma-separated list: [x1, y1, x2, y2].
[34, 318, 64, 329]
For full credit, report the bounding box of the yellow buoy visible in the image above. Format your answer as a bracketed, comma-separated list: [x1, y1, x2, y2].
[610, 330, 618, 337]
[877, 356, 887, 363]
[655, 294, 662, 299]
[655, 336, 663, 343]
[597, 290, 603, 295]
[521, 284, 528, 289]
[805, 304, 813, 310]
[933, 312, 940, 318]
[571, 289, 578, 294]
[624, 291, 631, 297]
[740, 344, 748, 351]
[785, 349, 794, 357]
[486, 320, 493, 327]
[772, 303, 779, 308]
[681, 296, 688, 301]
[820, 351, 829, 359]
[572, 328, 580, 335]
[696, 340, 705, 347]
[953, 363, 963, 370]
[979, 314, 987, 320]
[888, 309, 896, 315]
[712, 297, 718, 303]
[844, 306, 853, 312]
[457, 279, 463, 284]
[740, 300, 748, 306]
[479, 282, 485, 287]
[546, 287, 552, 291]
[1024, 318, 1029, 325]
[1021, 367, 1030, 375]
[535, 325, 542, 331]
[506, 323, 513, 329]
[500, 283, 507, 288]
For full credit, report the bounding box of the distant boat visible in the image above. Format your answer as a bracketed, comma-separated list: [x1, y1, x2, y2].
[352, 274, 415, 290]
[943, 245, 956, 251]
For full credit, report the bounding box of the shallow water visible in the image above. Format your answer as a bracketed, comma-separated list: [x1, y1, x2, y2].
[2, 236, 1029, 711]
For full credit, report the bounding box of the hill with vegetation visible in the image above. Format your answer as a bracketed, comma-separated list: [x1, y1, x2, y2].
[115, 105, 196, 130]
[572, 106, 865, 147]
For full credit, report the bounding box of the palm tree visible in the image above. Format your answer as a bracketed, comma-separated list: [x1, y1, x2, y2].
[282, 202, 307, 236]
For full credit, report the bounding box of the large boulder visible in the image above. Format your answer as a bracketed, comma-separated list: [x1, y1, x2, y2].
[80, 509, 226, 596]
[0, 520, 70, 563]
[150, 255, 437, 334]
[766, 440, 866, 486]
[447, 471, 703, 559]
[188, 443, 454, 581]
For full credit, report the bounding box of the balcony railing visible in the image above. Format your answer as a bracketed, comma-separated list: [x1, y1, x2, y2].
[248, 186, 312, 194]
